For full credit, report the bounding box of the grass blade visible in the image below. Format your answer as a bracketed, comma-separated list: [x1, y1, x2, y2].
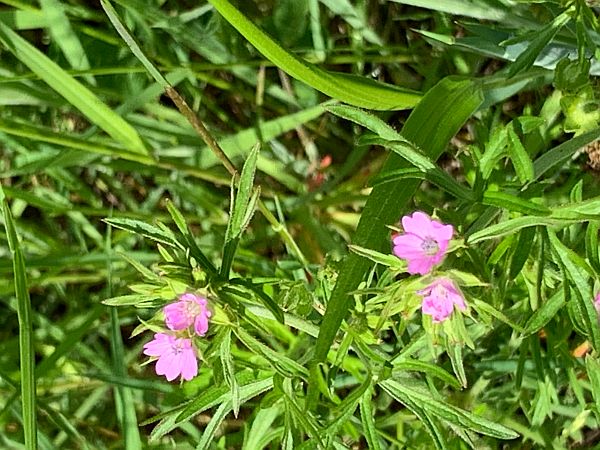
[0, 21, 147, 154]
[0, 185, 37, 450]
[207, 0, 421, 110]
[106, 222, 142, 449]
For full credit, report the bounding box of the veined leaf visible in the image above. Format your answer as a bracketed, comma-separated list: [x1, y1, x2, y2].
[380, 379, 518, 440]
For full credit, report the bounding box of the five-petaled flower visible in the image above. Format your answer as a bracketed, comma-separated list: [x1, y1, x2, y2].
[392, 211, 453, 275]
[163, 293, 212, 336]
[143, 333, 198, 381]
[418, 278, 466, 323]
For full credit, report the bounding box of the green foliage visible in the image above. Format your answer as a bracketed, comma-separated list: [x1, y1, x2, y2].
[3, 0, 600, 448]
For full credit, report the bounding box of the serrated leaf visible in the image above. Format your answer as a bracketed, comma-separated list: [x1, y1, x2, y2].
[507, 11, 571, 77]
[359, 386, 382, 450]
[548, 231, 599, 350]
[349, 244, 406, 270]
[104, 218, 181, 248]
[220, 330, 240, 418]
[506, 123, 534, 183]
[380, 379, 519, 440]
[482, 190, 550, 216]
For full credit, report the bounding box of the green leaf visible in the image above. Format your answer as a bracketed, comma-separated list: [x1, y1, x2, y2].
[507, 11, 571, 77]
[312, 77, 483, 374]
[392, 360, 461, 389]
[506, 123, 534, 183]
[274, 0, 309, 46]
[102, 294, 158, 308]
[221, 144, 260, 278]
[360, 136, 474, 201]
[242, 405, 281, 450]
[0, 9, 49, 30]
[230, 144, 260, 239]
[585, 356, 600, 423]
[359, 386, 382, 450]
[389, 0, 522, 22]
[219, 330, 240, 418]
[348, 245, 406, 270]
[0, 21, 147, 154]
[165, 200, 218, 276]
[380, 379, 519, 440]
[326, 104, 403, 141]
[103, 218, 181, 248]
[327, 106, 473, 201]
[548, 231, 600, 351]
[481, 191, 550, 216]
[510, 226, 536, 278]
[522, 290, 565, 336]
[472, 299, 525, 333]
[468, 216, 564, 244]
[100, 0, 168, 88]
[532, 126, 600, 181]
[447, 344, 467, 388]
[0, 185, 37, 450]
[234, 328, 307, 378]
[586, 222, 600, 275]
[39, 0, 93, 83]
[151, 374, 272, 440]
[207, 0, 421, 110]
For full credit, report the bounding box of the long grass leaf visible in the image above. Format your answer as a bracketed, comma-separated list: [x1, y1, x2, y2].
[0, 21, 147, 154]
[207, 0, 421, 110]
[0, 185, 37, 450]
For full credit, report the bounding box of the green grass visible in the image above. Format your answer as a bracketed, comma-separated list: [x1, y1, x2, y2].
[2, 0, 600, 449]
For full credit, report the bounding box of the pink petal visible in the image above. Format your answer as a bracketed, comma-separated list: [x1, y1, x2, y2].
[418, 278, 467, 322]
[180, 293, 200, 302]
[164, 302, 193, 330]
[431, 222, 454, 242]
[156, 352, 178, 380]
[143, 333, 173, 357]
[392, 234, 424, 258]
[194, 315, 209, 336]
[401, 211, 434, 239]
[407, 257, 435, 275]
[179, 349, 198, 381]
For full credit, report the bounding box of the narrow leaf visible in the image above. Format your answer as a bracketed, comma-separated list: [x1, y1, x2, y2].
[207, 0, 421, 110]
[0, 185, 37, 449]
[0, 21, 147, 154]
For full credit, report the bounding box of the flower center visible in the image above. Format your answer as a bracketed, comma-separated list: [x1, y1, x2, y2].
[171, 340, 184, 355]
[420, 237, 439, 256]
[185, 301, 202, 318]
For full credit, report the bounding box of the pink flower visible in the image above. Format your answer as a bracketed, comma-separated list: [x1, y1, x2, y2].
[143, 333, 198, 381]
[163, 293, 212, 336]
[418, 278, 466, 323]
[595, 293, 600, 315]
[392, 211, 454, 275]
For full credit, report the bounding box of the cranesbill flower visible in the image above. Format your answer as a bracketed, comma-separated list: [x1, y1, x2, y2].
[392, 211, 454, 275]
[418, 278, 466, 323]
[143, 333, 198, 381]
[164, 293, 211, 336]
